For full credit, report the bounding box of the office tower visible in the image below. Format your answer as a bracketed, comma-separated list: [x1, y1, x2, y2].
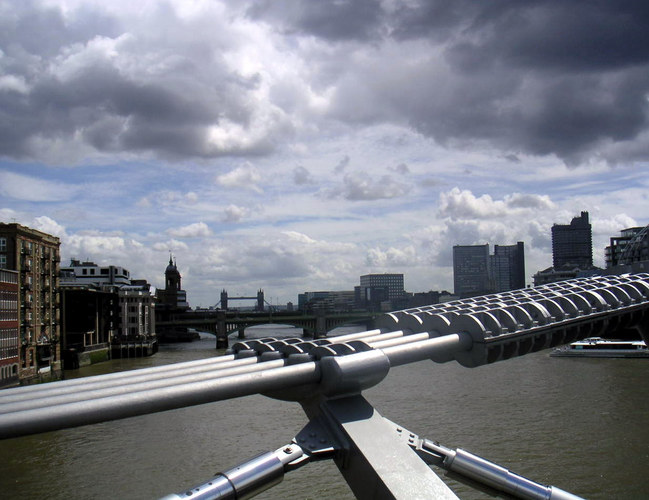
[453, 244, 491, 297]
[551, 211, 592, 269]
[0, 223, 61, 382]
[492, 242, 526, 292]
[358, 273, 405, 310]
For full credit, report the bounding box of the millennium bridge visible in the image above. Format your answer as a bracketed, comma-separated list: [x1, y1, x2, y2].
[1, 273, 648, 499]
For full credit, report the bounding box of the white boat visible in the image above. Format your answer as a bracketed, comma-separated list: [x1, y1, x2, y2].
[551, 337, 649, 358]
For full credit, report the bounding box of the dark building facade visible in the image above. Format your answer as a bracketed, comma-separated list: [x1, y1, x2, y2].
[298, 290, 355, 312]
[453, 244, 491, 297]
[492, 242, 526, 292]
[552, 211, 592, 269]
[155, 256, 196, 341]
[357, 273, 405, 310]
[0, 223, 61, 383]
[60, 287, 117, 368]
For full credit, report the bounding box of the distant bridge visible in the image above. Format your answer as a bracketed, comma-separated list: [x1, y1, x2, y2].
[156, 310, 378, 348]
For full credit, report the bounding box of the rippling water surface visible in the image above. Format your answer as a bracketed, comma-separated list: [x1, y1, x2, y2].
[2, 325, 648, 499]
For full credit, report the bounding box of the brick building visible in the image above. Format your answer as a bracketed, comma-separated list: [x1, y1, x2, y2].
[0, 223, 61, 383]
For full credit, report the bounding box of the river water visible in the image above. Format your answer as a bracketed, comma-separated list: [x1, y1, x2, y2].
[1, 325, 648, 499]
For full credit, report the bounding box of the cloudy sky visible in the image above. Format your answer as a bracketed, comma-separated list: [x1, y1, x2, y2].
[1, 0, 648, 307]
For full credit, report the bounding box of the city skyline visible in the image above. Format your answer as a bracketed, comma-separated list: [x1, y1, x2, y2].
[1, 1, 648, 306]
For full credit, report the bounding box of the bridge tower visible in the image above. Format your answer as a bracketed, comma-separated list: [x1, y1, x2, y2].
[220, 289, 228, 310]
[257, 289, 264, 311]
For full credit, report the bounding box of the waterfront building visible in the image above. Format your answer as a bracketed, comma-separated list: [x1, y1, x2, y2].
[0, 269, 19, 387]
[453, 244, 491, 298]
[0, 223, 61, 383]
[605, 225, 649, 269]
[60, 260, 156, 365]
[60, 286, 117, 368]
[532, 265, 599, 286]
[552, 211, 592, 269]
[118, 285, 156, 339]
[298, 290, 355, 312]
[357, 273, 406, 311]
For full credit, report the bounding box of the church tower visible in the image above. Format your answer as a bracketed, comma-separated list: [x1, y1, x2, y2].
[165, 255, 182, 292]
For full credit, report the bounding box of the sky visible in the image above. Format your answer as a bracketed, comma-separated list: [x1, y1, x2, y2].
[1, 0, 648, 308]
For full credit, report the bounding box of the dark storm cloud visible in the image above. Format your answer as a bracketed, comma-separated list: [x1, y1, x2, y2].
[392, 1, 649, 163]
[252, 0, 649, 165]
[246, 0, 385, 41]
[0, 2, 278, 162]
[2, 1, 649, 166]
[0, 1, 120, 58]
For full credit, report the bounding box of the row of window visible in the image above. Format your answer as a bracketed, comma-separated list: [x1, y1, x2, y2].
[0, 310, 18, 321]
[0, 269, 18, 283]
[0, 328, 19, 360]
[0, 363, 19, 381]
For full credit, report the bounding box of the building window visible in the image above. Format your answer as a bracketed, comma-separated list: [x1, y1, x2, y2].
[0, 255, 6, 269]
[0, 238, 6, 251]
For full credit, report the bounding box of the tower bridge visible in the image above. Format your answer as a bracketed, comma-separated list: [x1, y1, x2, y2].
[216, 289, 267, 311]
[3, 273, 649, 499]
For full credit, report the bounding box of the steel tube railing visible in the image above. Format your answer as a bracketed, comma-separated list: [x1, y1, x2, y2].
[0, 332, 473, 439]
[382, 333, 473, 366]
[0, 353, 239, 401]
[0, 362, 321, 439]
[0, 356, 257, 404]
[0, 359, 288, 414]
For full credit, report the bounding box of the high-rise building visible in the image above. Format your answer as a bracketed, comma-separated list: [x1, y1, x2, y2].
[453, 245, 491, 297]
[0, 223, 61, 383]
[551, 211, 592, 269]
[492, 242, 526, 292]
[454, 242, 526, 297]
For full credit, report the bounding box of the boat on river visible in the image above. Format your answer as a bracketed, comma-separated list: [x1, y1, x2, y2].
[551, 337, 649, 358]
